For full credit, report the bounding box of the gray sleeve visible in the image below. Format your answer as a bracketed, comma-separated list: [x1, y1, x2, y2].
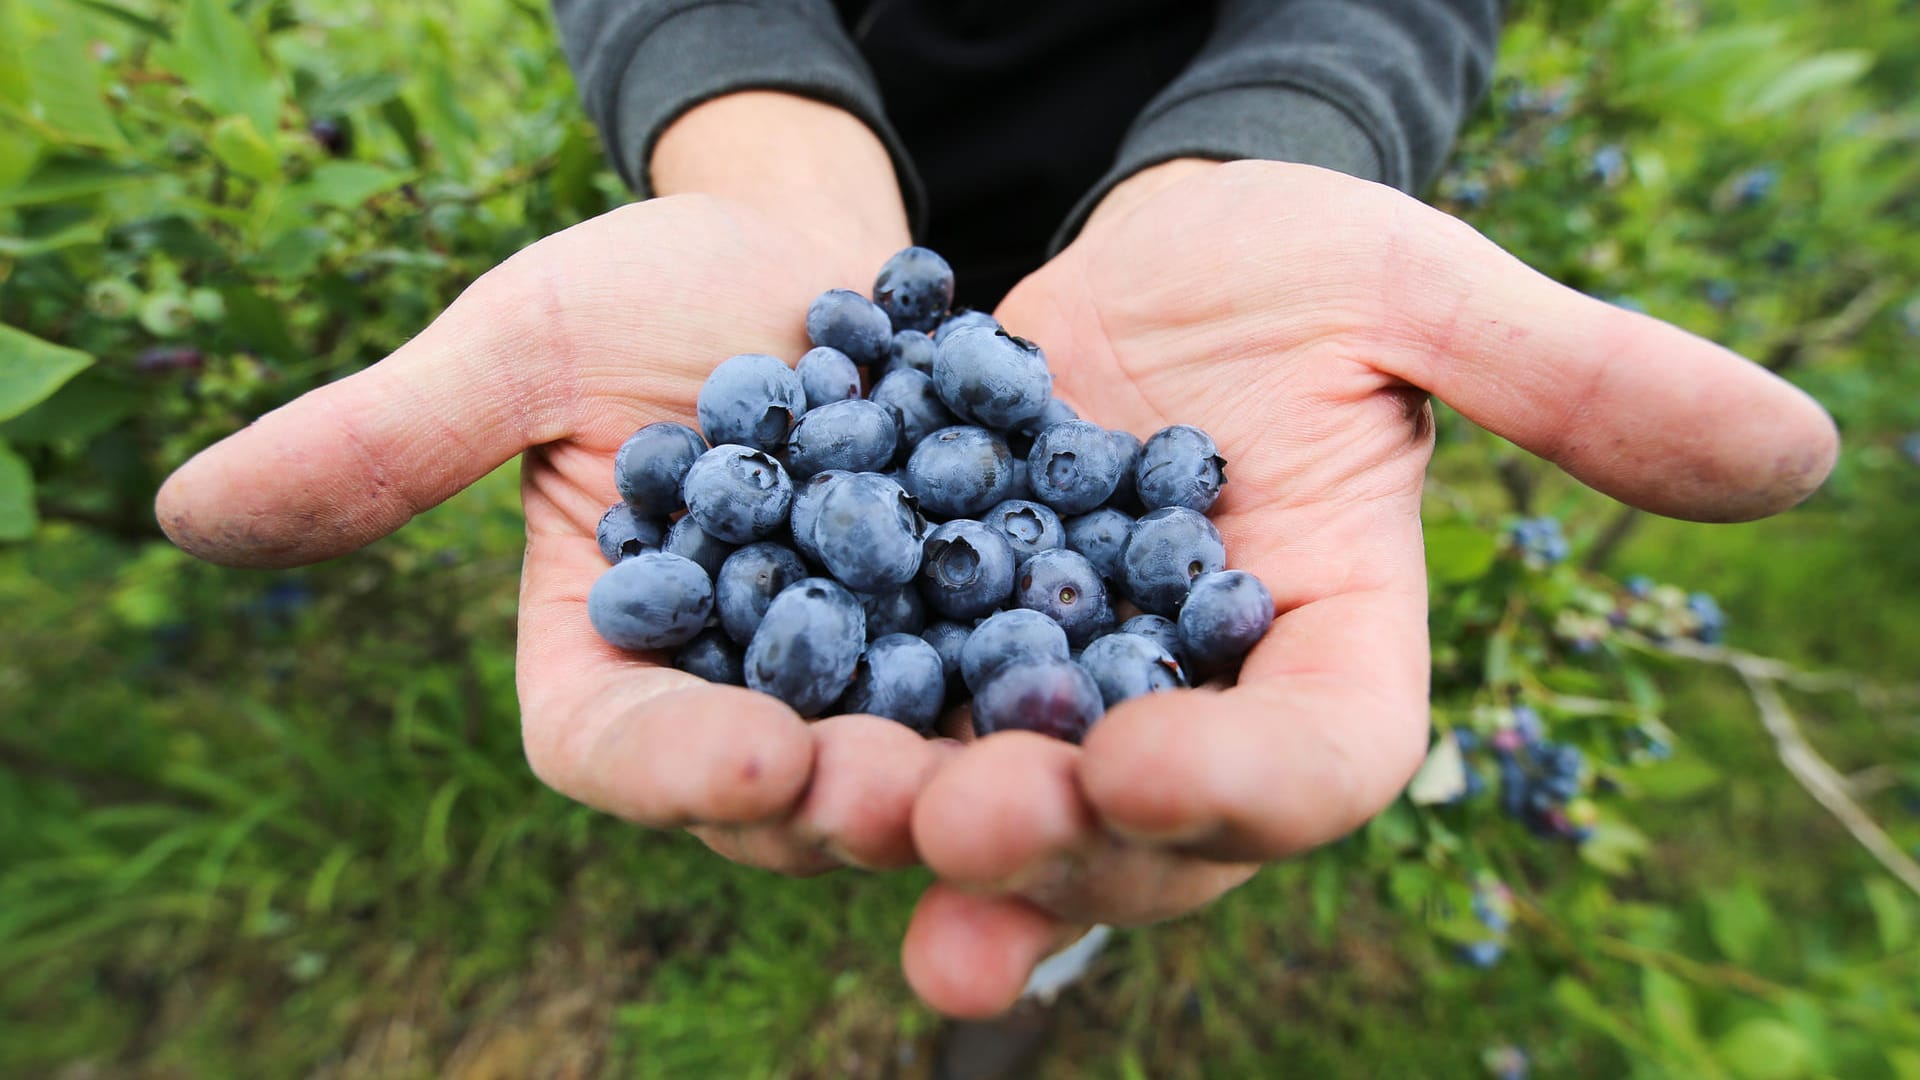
[1053, 0, 1501, 251]
[551, 0, 926, 229]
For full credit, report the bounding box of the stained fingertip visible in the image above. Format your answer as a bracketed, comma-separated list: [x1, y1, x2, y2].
[912, 732, 1090, 886]
[902, 884, 1066, 1019]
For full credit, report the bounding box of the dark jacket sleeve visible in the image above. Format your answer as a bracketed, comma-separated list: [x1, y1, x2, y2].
[1053, 0, 1501, 251]
[551, 0, 926, 228]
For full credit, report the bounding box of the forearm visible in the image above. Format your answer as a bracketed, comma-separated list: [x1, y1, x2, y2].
[652, 91, 911, 268]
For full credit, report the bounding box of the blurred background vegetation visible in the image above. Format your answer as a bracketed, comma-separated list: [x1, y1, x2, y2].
[1, 0, 1917, 1076]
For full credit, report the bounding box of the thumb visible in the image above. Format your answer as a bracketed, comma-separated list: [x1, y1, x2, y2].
[155, 253, 577, 569]
[1378, 200, 1838, 523]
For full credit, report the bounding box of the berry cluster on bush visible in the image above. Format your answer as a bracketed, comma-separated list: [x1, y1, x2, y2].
[584, 248, 1273, 742]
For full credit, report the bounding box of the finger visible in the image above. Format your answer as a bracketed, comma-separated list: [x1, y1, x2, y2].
[1372, 187, 1838, 522]
[901, 884, 1070, 1019]
[692, 715, 959, 874]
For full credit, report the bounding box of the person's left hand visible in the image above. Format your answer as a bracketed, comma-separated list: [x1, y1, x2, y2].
[894, 159, 1839, 1017]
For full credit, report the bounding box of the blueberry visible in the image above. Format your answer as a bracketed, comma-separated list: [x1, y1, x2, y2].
[807, 288, 893, 366]
[1006, 457, 1034, 501]
[1177, 570, 1274, 677]
[931, 326, 1052, 430]
[884, 330, 937, 378]
[905, 425, 1016, 518]
[972, 659, 1105, 743]
[596, 503, 668, 564]
[873, 246, 954, 333]
[1077, 632, 1187, 707]
[860, 583, 927, 639]
[1063, 507, 1134, 584]
[870, 369, 959, 452]
[933, 308, 999, 345]
[840, 633, 946, 732]
[744, 578, 868, 717]
[1009, 397, 1079, 458]
[1119, 614, 1183, 665]
[696, 353, 805, 453]
[961, 608, 1070, 694]
[1016, 548, 1114, 648]
[785, 399, 900, 479]
[614, 421, 707, 516]
[984, 499, 1066, 561]
[814, 472, 926, 592]
[588, 552, 714, 651]
[919, 519, 1017, 620]
[788, 469, 851, 565]
[715, 542, 810, 645]
[1135, 425, 1227, 513]
[1028, 420, 1124, 515]
[796, 346, 861, 411]
[920, 620, 972, 695]
[1106, 429, 1143, 511]
[1121, 507, 1226, 616]
[675, 628, 746, 685]
[682, 444, 794, 544]
[662, 516, 737, 579]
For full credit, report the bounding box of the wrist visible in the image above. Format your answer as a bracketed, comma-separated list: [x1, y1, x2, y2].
[1081, 158, 1220, 238]
[652, 92, 912, 270]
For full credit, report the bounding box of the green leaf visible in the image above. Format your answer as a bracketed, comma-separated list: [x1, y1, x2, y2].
[1642, 968, 1699, 1050]
[1864, 878, 1912, 954]
[1632, 756, 1722, 801]
[292, 161, 406, 209]
[306, 73, 401, 117]
[162, 0, 283, 139]
[1745, 51, 1873, 116]
[1, 8, 127, 149]
[0, 372, 140, 443]
[1716, 1018, 1812, 1080]
[209, 114, 280, 182]
[71, 0, 174, 41]
[0, 324, 94, 422]
[1579, 819, 1650, 876]
[0, 218, 103, 257]
[1553, 977, 1654, 1057]
[0, 156, 151, 208]
[252, 227, 330, 278]
[1426, 521, 1499, 584]
[0, 442, 33, 541]
[1889, 1048, 1920, 1080]
[1705, 885, 1775, 967]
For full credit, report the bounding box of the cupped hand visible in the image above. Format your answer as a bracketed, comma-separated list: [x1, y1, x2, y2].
[156, 195, 948, 877]
[898, 160, 1839, 1016]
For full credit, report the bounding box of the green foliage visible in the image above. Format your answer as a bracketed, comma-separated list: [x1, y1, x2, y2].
[1, 0, 1917, 1076]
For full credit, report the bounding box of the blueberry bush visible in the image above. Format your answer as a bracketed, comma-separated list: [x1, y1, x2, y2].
[2, 0, 1917, 1076]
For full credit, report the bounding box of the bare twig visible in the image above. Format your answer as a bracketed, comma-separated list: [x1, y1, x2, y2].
[1582, 504, 1642, 571]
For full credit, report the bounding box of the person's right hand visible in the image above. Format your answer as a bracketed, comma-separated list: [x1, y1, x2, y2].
[155, 190, 948, 877]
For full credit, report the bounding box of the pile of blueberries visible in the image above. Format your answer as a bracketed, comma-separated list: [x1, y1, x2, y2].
[585, 247, 1273, 743]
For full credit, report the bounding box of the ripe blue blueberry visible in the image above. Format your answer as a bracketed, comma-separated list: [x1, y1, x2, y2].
[806, 288, 892, 366]
[1009, 397, 1079, 458]
[1118, 613, 1183, 664]
[696, 353, 805, 453]
[1135, 425, 1227, 513]
[884, 330, 936, 378]
[870, 369, 959, 452]
[984, 499, 1066, 561]
[744, 578, 868, 717]
[920, 620, 972, 695]
[1076, 632, 1187, 707]
[873, 246, 954, 333]
[1177, 570, 1275, 677]
[1028, 420, 1124, 515]
[613, 421, 707, 516]
[813, 472, 926, 592]
[662, 515, 737, 579]
[860, 583, 928, 639]
[714, 542, 809, 645]
[596, 502, 667, 564]
[674, 628, 746, 686]
[972, 659, 1105, 743]
[961, 608, 1070, 694]
[787, 469, 850, 566]
[682, 444, 794, 544]
[919, 519, 1017, 620]
[905, 425, 1016, 519]
[931, 325, 1052, 430]
[1106, 429, 1143, 511]
[1121, 507, 1226, 616]
[839, 633, 946, 733]
[796, 346, 861, 411]
[1006, 457, 1034, 502]
[1063, 507, 1134, 585]
[1016, 548, 1114, 648]
[785, 399, 900, 479]
[933, 308, 998, 345]
[587, 551, 714, 652]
